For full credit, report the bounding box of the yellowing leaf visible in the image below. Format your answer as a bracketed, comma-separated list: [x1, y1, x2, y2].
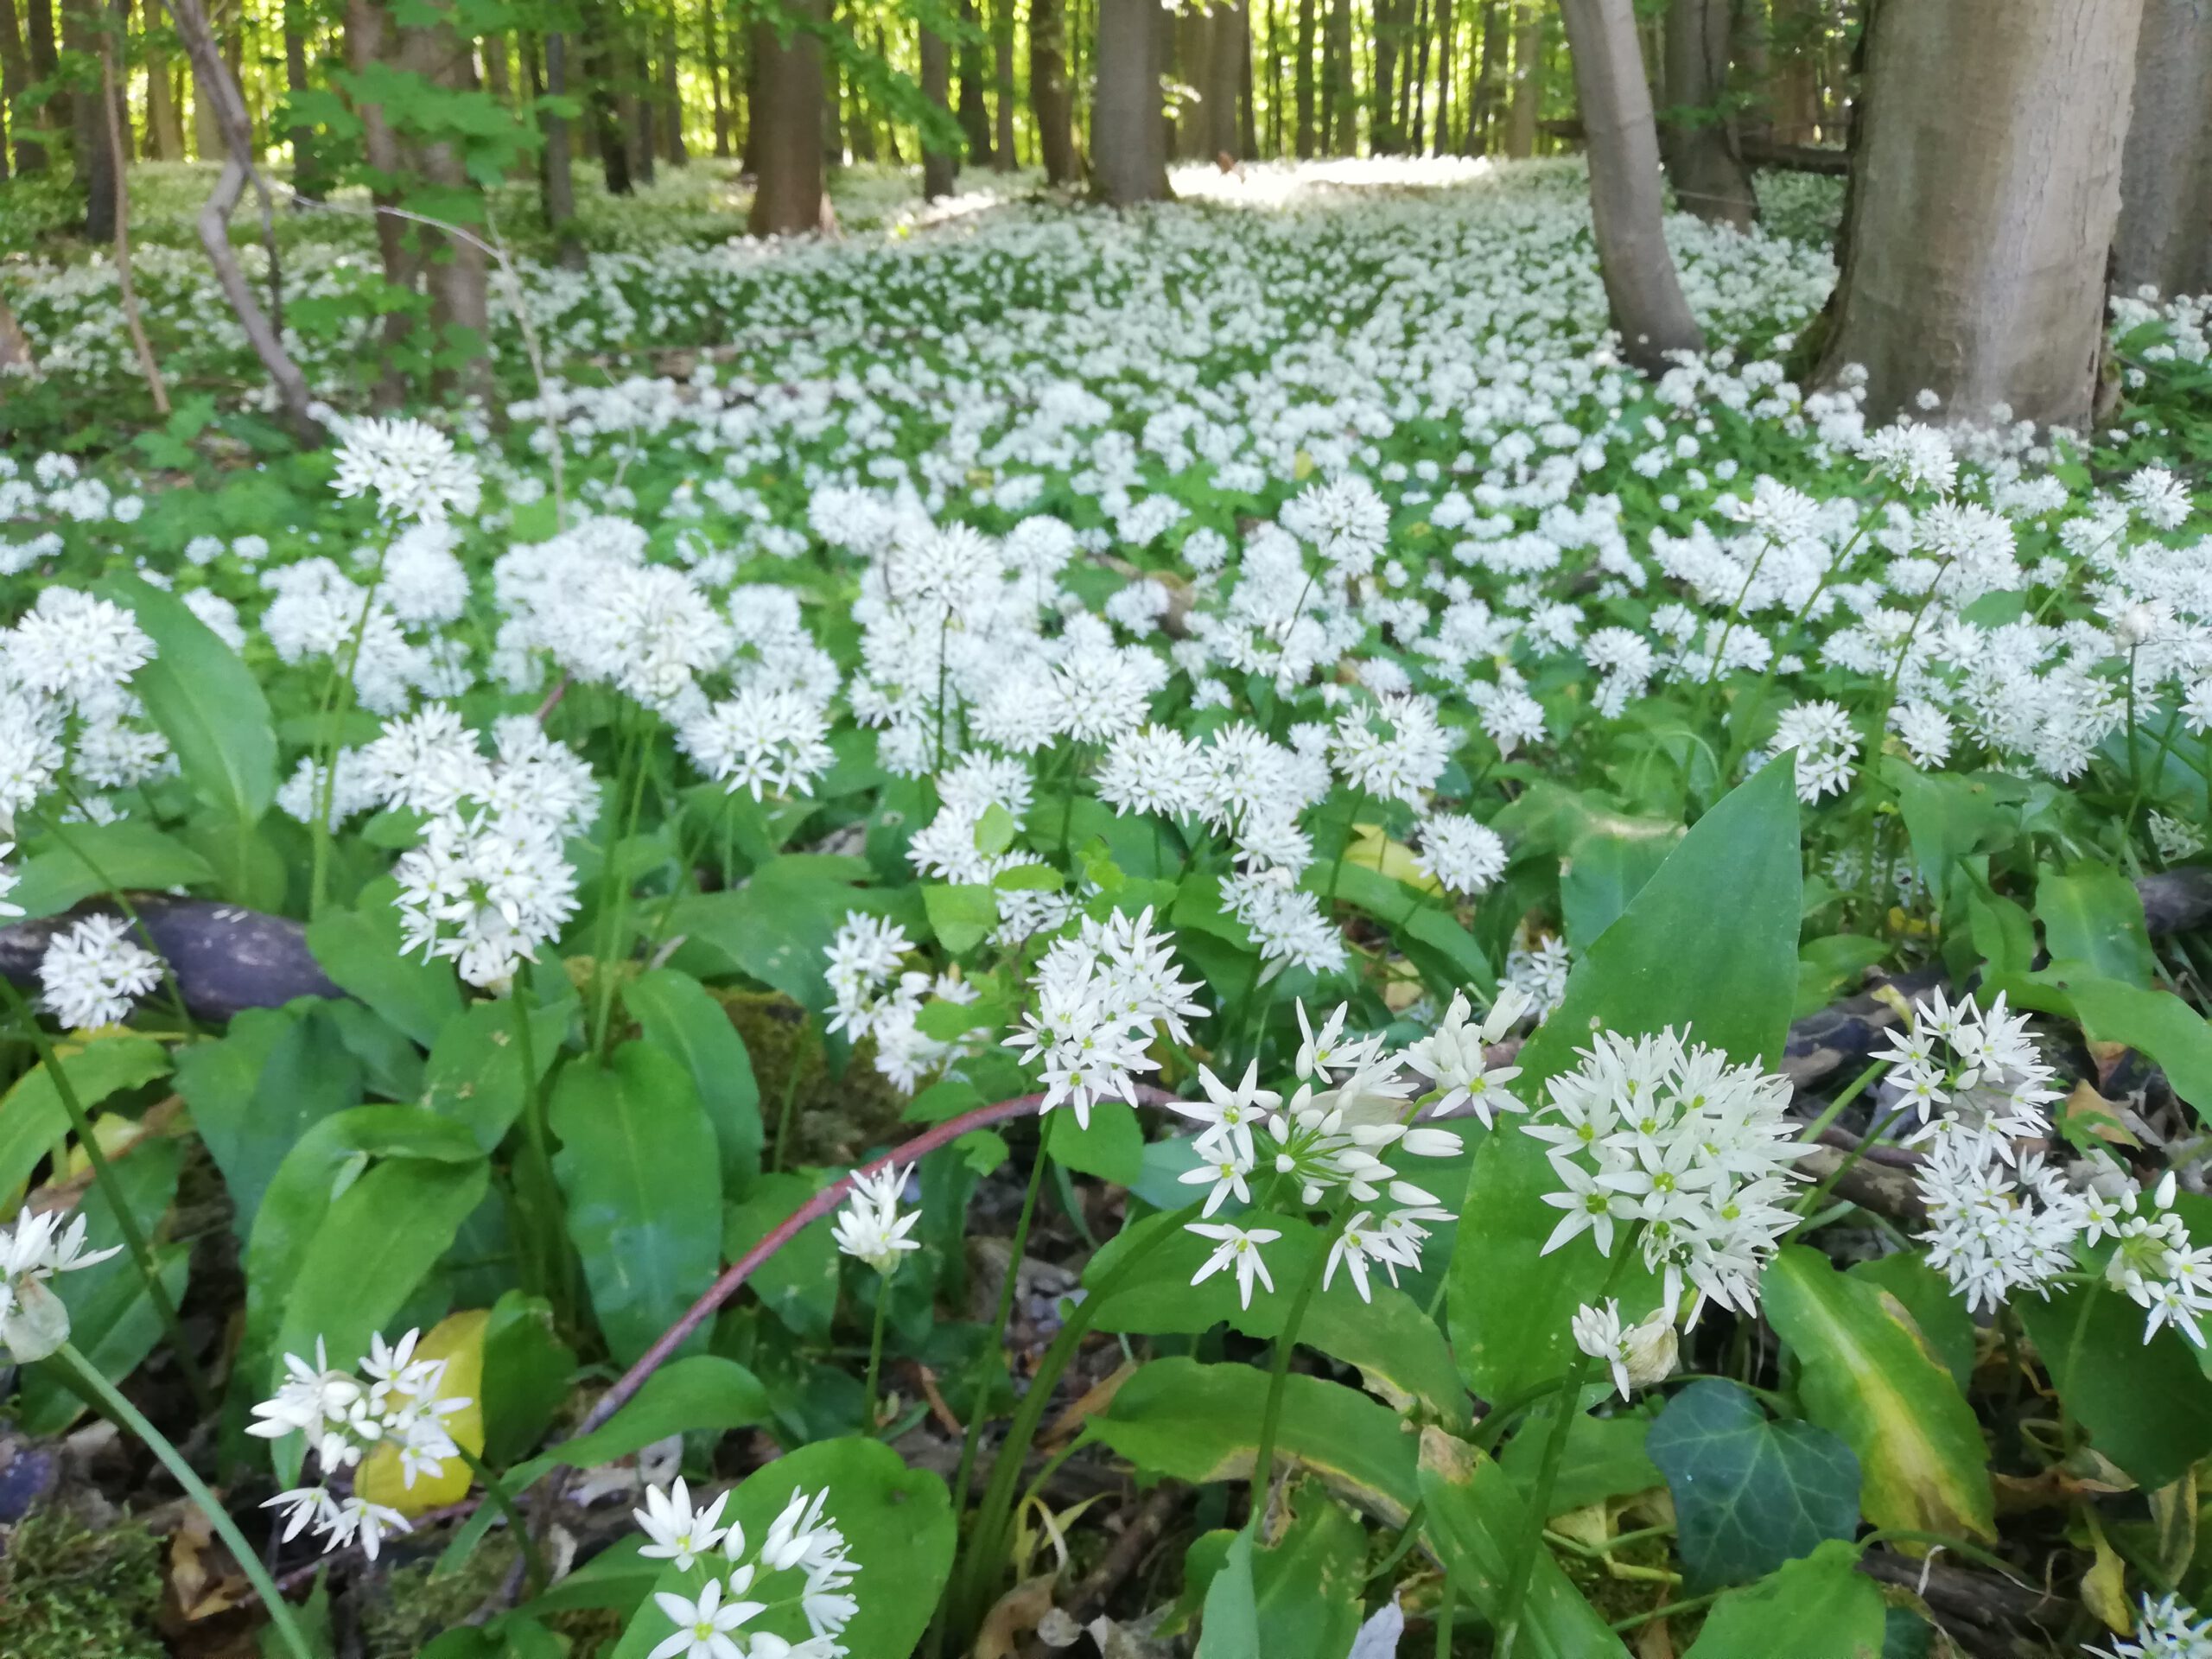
[356, 1308, 487, 1515]
[1344, 823, 1440, 893]
[1762, 1248, 1995, 1548]
[2081, 1510, 2132, 1634]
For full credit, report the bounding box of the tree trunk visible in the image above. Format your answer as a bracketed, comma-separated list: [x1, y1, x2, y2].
[64, 0, 116, 239]
[1207, 1, 1244, 158]
[1661, 0, 1756, 226]
[747, 0, 824, 232]
[1030, 0, 1073, 180]
[957, 0, 990, 162]
[991, 0, 1014, 165]
[283, 0, 328, 197]
[2114, 0, 2212, 299]
[1091, 0, 1168, 201]
[1814, 0, 2145, 429]
[395, 0, 493, 405]
[0, 0, 41, 175]
[1294, 0, 1314, 154]
[543, 31, 583, 265]
[1322, 0, 1349, 149]
[1465, 0, 1500, 151]
[145, 42, 182, 157]
[587, 3, 631, 194]
[920, 13, 956, 197]
[660, 20, 685, 162]
[1559, 0, 1705, 370]
[1173, 4, 1209, 159]
[1767, 0, 1817, 143]
[26, 0, 62, 158]
[1371, 0, 1401, 152]
[1430, 0, 1452, 153]
[1730, 0, 1769, 149]
[706, 0, 728, 156]
[1504, 3, 1539, 156]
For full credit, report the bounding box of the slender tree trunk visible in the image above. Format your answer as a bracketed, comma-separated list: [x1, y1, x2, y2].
[1767, 0, 1817, 143]
[26, 0, 63, 158]
[1172, 4, 1208, 159]
[1207, 1, 1243, 157]
[1465, 0, 1500, 150]
[957, 0, 990, 161]
[1558, 0, 1705, 369]
[1371, 0, 1400, 152]
[660, 19, 685, 162]
[1238, 2, 1256, 156]
[1264, 0, 1283, 155]
[1029, 0, 1073, 181]
[145, 38, 182, 156]
[1814, 0, 2145, 428]
[395, 0, 493, 405]
[625, 35, 657, 185]
[1661, 0, 1756, 226]
[543, 31, 583, 265]
[1429, 0, 1452, 152]
[1323, 0, 1349, 149]
[587, 3, 631, 194]
[1294, 0, 1314, 155]
[283, 0, 327, 197]
[1504, 3, 1539, 156]
[99, 3, 167, 412]
[991, 0, 1014, 165]
[1091, 0, 1168, 200]
[706, 0, 728, 156]
[0, 0, 41, 175]
[65, 0, 116, 239]
[345, 0, 416, 397]
[920, 12, 956, 197]
[747, 0, 824, 232]
[0, 291, 33, 372]
[2114, 0, 2212, 299]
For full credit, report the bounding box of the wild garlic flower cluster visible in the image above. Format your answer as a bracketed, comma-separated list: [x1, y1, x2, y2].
[38, 912, 163, 1028]
[1176, 1001, 1477, 1308]
[249, 1331, 468, 1561]
[1879, 989, 2063, 1147]
[0, 588, 168, 827]
[2096, 1592, 2212, 1659]
[1526, 1027, 1803, 1325]
[351, 705, 597, 989]
[677, 685, 835, 801]
[331, 416, 484, 524]
[1004, 907, 1207, 1127]
[823, 913, 983, 1091]
[0, 1207, 122, 1362]
[632, 1479, 861, 1659]
[1764, 699, 1862, 804]
[1571, 1297, 1681, 1402]
[830, 1164, 920, 1275]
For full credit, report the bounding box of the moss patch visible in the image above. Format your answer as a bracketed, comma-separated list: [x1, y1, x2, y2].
[0, 1504, 168, 1659]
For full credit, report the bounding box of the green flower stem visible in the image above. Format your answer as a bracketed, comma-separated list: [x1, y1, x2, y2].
[1433, 1560, 1457, 1656]
[944, 1132, 1053, 1566]
[1493, 1232, 1638, 1659]
[1610, 1587, 1722, 1634]
[1793, 1103, 1911, 1218]
[861, 1269, 893, 1433]
[41, 799, 195, 1032]
[0, 976, 213, 1421]
[944, 1200, 1200, 1649]
[507, 969, 575, 1331]
[1326, 789, 1369, 901]
[589, 720, 655, 1060]
[1250, 1205, 1351, 1504]
[53, 1340, 314, 1659]
[308, 537, 392, 920]
[456, 1443, 548, 1593]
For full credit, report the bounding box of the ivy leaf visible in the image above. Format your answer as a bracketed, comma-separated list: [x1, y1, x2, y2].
[1646, 1380, 1862, 1591]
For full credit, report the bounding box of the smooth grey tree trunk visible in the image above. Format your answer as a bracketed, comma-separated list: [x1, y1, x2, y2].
[1559, 0, 1705, 371]
[2114, 0, 2212, 298]
[1092, 0, 1170, 202]
[747, 0, 825, 233]
[1504, 5, 1539, 156]
[920, 16, 955, 199]
[1815, 0, 2147, 429]
[543, 32, 584, 267]
[1029, 0, 1074, 181]
[1661, 0, 1757, 227]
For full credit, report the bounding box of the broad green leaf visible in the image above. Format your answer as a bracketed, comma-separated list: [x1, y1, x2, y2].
[550, 1044, 722, 1367]
[922, 880, 1000, 954]
[270, 1154, 489, 1471]
[8, 822, 217, 918]
[422, 994, 573, 1152]
[1559, 826, 1675, 949]
[1415, 1428, 1630, 1659]
[1681, 1540, 1885, 1659]
[1762, 1247, 1994, 1543]
[723, 1171, 839, 1342]
[194, 1002, 363, 1233]
[1447, 759, 1801, 1402]
[306, 879, 464, 1047]
[1646, 1380, 1862, 1590]
[103, 573, 278, 833]
[18, 1138, 188, 1434]
[1081, 1357, 1419, 1522]
[1884, 760, 2019, 898]
[1089, 1217, 1471, 1432]
[2018, 1279, 2212, 1491]
[665, 855, 904, 1012]
[1196, 1526, 1261, 1659]
[1497, 1410, 1663, 1514]
[622, 969, 762, 1192]
[480, 1290, 576, 1467]
[1847, 1254, 1974, 1389]
[1047, 1100, 1145, 1186]
[1249, 1491, 1366, 1659]
[0, 1030, 171, 1200]
[2037, 863, 2156, 990]
[2063, 976, 2212, 1118]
